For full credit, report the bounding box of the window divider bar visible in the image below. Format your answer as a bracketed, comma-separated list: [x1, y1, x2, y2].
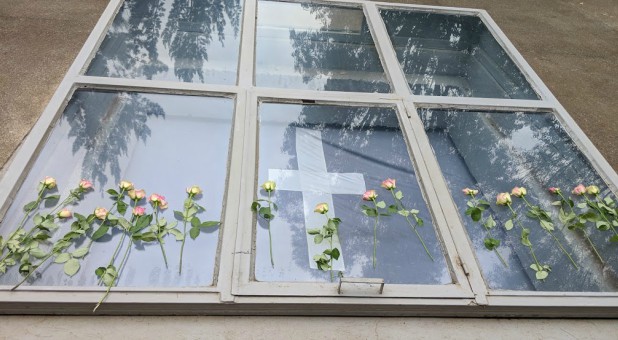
[74, 76, 240, 97]
[412, 96, 555, 112]
[237, 0, 258, 87]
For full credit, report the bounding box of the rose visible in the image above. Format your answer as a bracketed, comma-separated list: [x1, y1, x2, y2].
[119, 180, 134, 191]
[380, 178, 396, 190]
[496, 192, 512, 206]
[548, 187, 561, 194]
[261, 180, 276, 192]
[149, 193, 168, 210]
[41, 176, 57, 189]
[128, 189, 146, 201]
[132, 206, 146, 216]
[462, 188, 479, 196]
[586, 185, 600, 195]
[314, 203, 329, 214]
[572, 184, 586, 196]
[79, 179, 93, 191]
[186, 185, 202, 196]
[57, 208, 72, 219]
[511, 187, 527, 198]
[362, 190, 378, 201]
[94, 207, 108, 220]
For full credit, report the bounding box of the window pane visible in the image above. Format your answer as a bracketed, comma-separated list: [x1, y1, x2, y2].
[420, 109, 617, 292]
[0, 90, 233, 287]
[87, 0, 243, 84]
[256, 103, 450, 284]
[380, 10, 539, 99]
[255, 1, 391, 93]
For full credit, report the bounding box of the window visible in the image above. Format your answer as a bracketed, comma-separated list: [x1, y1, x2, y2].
[0, 0, 616, 316]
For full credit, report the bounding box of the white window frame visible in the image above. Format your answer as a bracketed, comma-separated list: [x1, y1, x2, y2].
[0, 0, 616, 316]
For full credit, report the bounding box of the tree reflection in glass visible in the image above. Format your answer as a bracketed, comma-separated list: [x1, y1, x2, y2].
[87, 0, 243, 85]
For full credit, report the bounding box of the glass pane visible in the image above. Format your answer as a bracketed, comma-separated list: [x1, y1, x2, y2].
[87, 0, 243, 84]
[255, 1, 390, 93]
[380, 10, 539, 99]
[420, 109, 617, 292]
[256, 103, 450, 284]
[0, 90, 233, 287]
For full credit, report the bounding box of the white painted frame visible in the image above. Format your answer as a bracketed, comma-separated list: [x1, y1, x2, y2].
[0, 0, 616, 316]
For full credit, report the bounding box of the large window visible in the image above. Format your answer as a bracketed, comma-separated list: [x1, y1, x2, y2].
[0, 0, 616, 316]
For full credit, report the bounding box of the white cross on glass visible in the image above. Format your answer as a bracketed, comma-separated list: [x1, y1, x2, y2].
[268, 128, 366, 270]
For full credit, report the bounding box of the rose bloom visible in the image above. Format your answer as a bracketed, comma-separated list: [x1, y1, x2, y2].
[548, 187, 561, 195]
[586, 185, 600, 195]
[132, 206, 146, 216]
[119, 180, 134, 191]
[79, 179, 93, 191]
[462, 188, 479, 196]
[496, 192, 512, 206]
[128, 189, 146, 201]
[362, 190, 378, 201]
[186, 185, 202, 196]
[57, 208, 72, 219]
[261, 180, 276, 192]
[380, 178, 396, 190]
[572, 184, 586, 196]
[314, 203, 329, 214]
[94, 207, 108, 220]
[511, 187, 527, 198]
[149, 193, 168, 210]
[41, 176, 57, 189]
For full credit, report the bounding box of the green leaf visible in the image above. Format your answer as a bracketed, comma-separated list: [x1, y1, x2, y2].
[200, 221, 220, 228]
[187, 206, 198, 218]
[530, 264, 542, 271]
[191, 217, 200, 228]
[483, 238, 500, 251]
[331, 248, 340, 260]
[505, 219, 514, 231]
[34, 214, 43, 225]
[539, 220, 554, 231]
[102, 273, 115, 287]
[64, 259, 80, 277]
[71, 247, 89, 258]
[577, 202, 588, 209]
[174, 210, 185, 220]
[307, 228, 321, 235]
[106, 189, 119, 196]
[397, 209, 409, 217]
[376, 201, 386, 209]
[387, 204, 398, 214]
[610, 235, 618, 243]
[157, 218, 167, 227]
[95, 267, 105, 277]
[551, 200, 562, 206]
[314, 234, 324, 244]
[596, 221, 610, 231]
[536, 270, 548, 280]
[44, 194, 60, 201]
[470, 208, 482, 222]
[409, 209, 419, 215]
[189, 227, 200, 240]
[29, 247, 47, 259]
[118, 217, 132, 230]
[484, 215, 496, 229]
[521, 228, 532, 246]
[250, 201, 260, 212]
[395, 191, 403, 200]
[362, 209, 378, 217]
[91, 225, 109, 240]
[169, 229, 184, 241]
[23, 201, 38, 212]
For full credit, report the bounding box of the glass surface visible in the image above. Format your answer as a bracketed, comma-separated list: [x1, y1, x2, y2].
[380, 10, 539, 99]
[420, 109, 617, 292]
[256, 103, 450, 284]
[255, 1, 390, 93]
[0, 90, 233, 287]
[87, 0, 243, 84]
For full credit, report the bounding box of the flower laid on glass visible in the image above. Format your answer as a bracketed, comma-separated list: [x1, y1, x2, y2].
[360, 189, 389, 269]
[251, 180, 278, 267]
[307, 202, 342, 282]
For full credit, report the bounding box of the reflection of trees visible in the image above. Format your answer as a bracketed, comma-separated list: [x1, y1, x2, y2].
[89, 0, 242, 83]
[162, 0, 242, 82]
[64, 91, 164, 188]
[288, 4, 389, 93]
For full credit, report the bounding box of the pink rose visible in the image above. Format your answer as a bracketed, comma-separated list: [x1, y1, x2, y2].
[94, 207, 108, 220]
[149, 193, 168, 210]
[362, 190, 377, 201]
[380, 178, 396, 190]
[79, 179, 93, 191]
[548, 187, 561, 195]
[57, 208, 72, 219]
[586, 185, 600, 195]
[572, 184, 586, 196]
[128, 189, 146, 201]
[41, 176, 57, 189]
[462, 188, 479, 196]
[119, 180, 134, 191]
[313, 203, 329, 214]
[496, 193, 512, 206]
[186, 185, 202, 196]
[511, 187, 527, 198]
[132, 206, 146, 216]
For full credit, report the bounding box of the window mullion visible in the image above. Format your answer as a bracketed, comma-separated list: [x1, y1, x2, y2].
[237, 0, 258, 87]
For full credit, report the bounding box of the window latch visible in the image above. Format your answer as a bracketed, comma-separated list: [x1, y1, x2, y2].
[338, 277, 385, 295]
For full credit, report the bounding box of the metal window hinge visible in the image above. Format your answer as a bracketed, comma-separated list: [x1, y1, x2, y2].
[456, 257, 470, 276]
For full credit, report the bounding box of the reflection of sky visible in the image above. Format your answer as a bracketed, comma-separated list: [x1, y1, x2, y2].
[422, 109, 618, 292]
